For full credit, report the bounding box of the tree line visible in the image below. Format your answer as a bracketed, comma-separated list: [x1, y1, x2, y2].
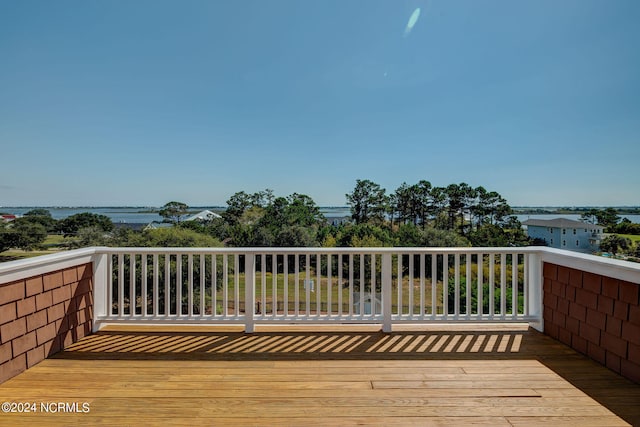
[2, 180, 639, 257]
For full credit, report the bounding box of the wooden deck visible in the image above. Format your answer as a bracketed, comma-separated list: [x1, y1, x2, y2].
[1, 324, 639, 426]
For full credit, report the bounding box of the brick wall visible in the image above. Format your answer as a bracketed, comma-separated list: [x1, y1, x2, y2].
[0, 263, 93, 383]
[543, 262, 640, 384]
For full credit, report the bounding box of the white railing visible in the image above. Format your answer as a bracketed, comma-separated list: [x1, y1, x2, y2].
[3, 247, 639, 333]
[94, 248, 544, 332]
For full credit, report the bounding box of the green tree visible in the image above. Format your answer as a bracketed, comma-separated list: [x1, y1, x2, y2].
[334, 224, 394, 247]
[159, 201, 189, 224]
[57, 213, 113, 236]
[276, 225, 317, 247]
[580, 208, 599, 224]
[392, 182, 420, 226]
[18, 209, 57, 232]
[395, 224, 470, 247]
[611, 218, 640, 235]
[346, 179, 388, 224]
[414, 180, 434, 228]
[581, 208, 620, 231]
[66, 226, 111, 249]
[598, 208, 620, 231]
[469, 223, 528, 247]
[0, 219, 48, 251]
[600, 235, 632, 255]
[240, 192, 325, 247]
[222, 190, 274, 225]
[444, 183, 465, 232]
[135, 227, 222, 248]
[24, 208, 53, 217]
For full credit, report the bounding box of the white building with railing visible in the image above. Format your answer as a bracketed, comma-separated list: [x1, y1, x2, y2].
[523, 218, 603, 253]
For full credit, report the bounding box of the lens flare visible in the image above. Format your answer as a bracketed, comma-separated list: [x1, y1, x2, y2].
[403, 8, 421, 37]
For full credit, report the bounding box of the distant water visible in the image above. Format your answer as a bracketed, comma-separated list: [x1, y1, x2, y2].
[2, 207, 638, 225]
[2, 207, 353, 224]
[516, 214, 640, 224]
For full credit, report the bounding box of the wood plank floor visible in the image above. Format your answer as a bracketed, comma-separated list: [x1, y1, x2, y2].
[1, 324, 639, 426]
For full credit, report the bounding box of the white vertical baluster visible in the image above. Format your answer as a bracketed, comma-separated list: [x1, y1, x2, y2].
[348, 254, 354, 316]
[477, 253, 483, 317]
[512, 254, 519, 318]
[500, 253, 507, 318]
[118, 253, 124, 317]
[466, 254, 471, 318]
[420, 254, 425, 317]
[244, 253, 255, 333]
[273, 253, 278, 317]
[107, 254, 113, 317]
[234, 254, 240, 319]
[284, 254, 288, 316]
[316, 254, 321, 317]
[261, 254, 266, 316]
[294, 255, 300, 317]
[141, 254, 147, 317]
[188, 254, 194, 317]
[200, 254, 205, 317]
[382, 253, 392, 333]
[523, 253, 529, 316]
[223, 254, 229, 317]
[431, 254, 437, 318]
[164, 254, 170, 317]
[397, 254, 402, 316]
[408, 254, 414, 317]
[443, 254, 449, 318]
[153, 254, 159, 317]
[338, 254, 343, 316]
[327, 254, 332, 316]
[371, 254, 376, 315]
[454, 253, 460, 318]
[212, 254, 217, 317]
[305, 254, 311, 317]
[359, 254, 365, 317]
[489, 254, 495, 318]
[129, 253, 136, 316]
[176, 254, 182, 316]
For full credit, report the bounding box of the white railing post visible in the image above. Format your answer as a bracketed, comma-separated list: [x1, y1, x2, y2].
[527, 252, 544, 332]
[244, 254, 256, 333]
[92, 250, 109, 332]
[382, 253, 392, 333]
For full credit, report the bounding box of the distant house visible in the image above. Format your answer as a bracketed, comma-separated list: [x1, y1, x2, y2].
[184, 210, 222, 222]
[328, 216, 352, 226]
[144, 221, 174, 231]
[1, 214, 17, 223]
[352, 292, 382, 315]
[144, 210, 221, 230]
[522, 218, 603, 253]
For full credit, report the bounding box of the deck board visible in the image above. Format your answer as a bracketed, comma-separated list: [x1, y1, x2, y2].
[0, 325, 638, 426]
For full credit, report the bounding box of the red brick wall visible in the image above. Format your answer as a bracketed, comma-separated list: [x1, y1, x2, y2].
[0, 263, 93, 383]
[543, 262, 640, 384]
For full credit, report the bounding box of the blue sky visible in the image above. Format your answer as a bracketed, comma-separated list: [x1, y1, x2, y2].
[1, 0, 639, 207]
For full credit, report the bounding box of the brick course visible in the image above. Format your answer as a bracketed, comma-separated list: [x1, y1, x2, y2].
[0, 263, 93, 383]
[544, 262, 640, 384]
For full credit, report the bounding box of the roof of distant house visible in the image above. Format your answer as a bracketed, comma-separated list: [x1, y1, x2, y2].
[522, 218, 601, 229]
[184, 210, 222, 221]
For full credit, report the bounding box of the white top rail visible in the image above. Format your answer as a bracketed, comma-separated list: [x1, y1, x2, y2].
[1, 246, 639, 285]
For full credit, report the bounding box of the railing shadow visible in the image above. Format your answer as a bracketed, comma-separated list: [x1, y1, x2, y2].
[55, 328, 538, 361]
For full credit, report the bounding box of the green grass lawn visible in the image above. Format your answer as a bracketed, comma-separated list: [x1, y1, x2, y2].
[0, 234, 66, 262]
[618, 234, 640, 244]
[220, 271, 446, 315]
